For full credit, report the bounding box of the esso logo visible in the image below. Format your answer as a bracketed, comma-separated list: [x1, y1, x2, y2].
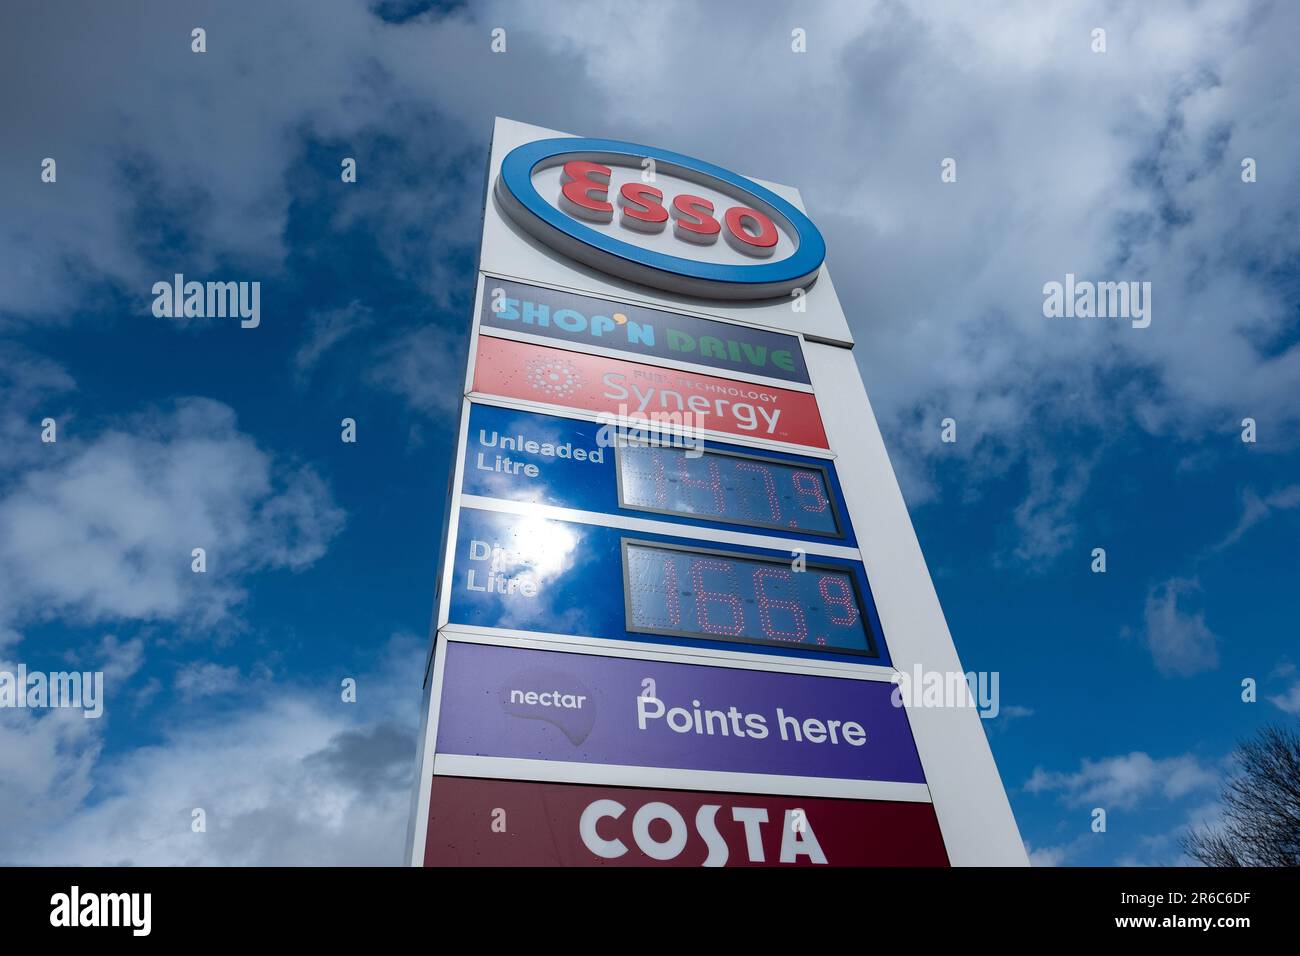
[494, 137, 826, 301]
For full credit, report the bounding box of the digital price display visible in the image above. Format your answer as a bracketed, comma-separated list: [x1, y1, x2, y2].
[616, 444, 841, 537]
[623, 540, 875, 656]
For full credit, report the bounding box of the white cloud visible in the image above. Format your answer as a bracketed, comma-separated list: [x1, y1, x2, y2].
[987, 704, 1035, 735]
[1026, 842, 1070, 867]
[0, 345, 75, 481]
[0, 634, 423, 866]
[96, 635, 146, 685]
[0, 397, 345, 639]
[1142, 577, 1219, 677]
[0, 707, 100, 837]
[1025, 751, 1218, 809]
[293, 301, 374, 383]
[368, 324, 465, 421]
[1214, 484, 1300, 550]
[1267, 681, 1300, 715]
[1008, 451, 1098, 564]
[175, 662, 243, 701]
[0, 0, 497, 324]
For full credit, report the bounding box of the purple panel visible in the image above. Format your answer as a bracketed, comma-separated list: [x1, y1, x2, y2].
[435, 641, 926, 785]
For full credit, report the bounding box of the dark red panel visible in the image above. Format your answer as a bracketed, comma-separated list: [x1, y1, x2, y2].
[424, 776, 949, 867]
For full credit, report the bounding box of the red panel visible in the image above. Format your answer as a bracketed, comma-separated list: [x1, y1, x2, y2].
[472, 335, 829, 449]
[424, 777, 949, 867]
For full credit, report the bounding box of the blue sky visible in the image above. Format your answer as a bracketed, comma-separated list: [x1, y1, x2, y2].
[1, 0, 1298, 865]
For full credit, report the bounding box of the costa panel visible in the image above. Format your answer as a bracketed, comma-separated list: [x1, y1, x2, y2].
[479, 277, 811, 384]
[471, 334, 829, 449]
[433, 641, 926, 792]
[449, 506, 888, 665]
[462, 402, 856, 545]
[424, 777, 949, 867]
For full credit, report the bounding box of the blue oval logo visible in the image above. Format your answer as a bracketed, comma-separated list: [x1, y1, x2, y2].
[494, 137, 826, 301]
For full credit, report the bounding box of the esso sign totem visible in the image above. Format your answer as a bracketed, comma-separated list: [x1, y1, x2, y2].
[493, 137, 826, 300]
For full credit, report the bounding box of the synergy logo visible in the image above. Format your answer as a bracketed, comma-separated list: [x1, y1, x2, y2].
[524, 356, 584, 399]
[493, 137, 826, 300]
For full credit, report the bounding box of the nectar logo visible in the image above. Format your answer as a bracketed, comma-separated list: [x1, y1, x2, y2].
[501, 667, 595, 744]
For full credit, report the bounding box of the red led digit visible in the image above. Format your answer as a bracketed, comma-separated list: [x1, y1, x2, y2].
[657, 450, 724, 514]
[660, 555, 681, 628]
[818, 575, 859, 626]
[735, 460, 781, 524]
[689, 558, 745, 635]
[752, 568, 808, 643]
[650, 449, 670, 508]
[793, 471, 830, 514]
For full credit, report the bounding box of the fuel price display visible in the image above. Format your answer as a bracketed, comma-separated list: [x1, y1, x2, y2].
[617, 444, 841, 537]
[623, 540, 875, 656]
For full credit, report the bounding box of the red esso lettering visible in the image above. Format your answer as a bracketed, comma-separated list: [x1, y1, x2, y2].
[618, 183, 668, 233]
[559, 160, 614, 223]
[724, 206, 779, 258]
[556, 162, 780, 258]
[670, 194, 721, 245]
[578, 799, 827, 866]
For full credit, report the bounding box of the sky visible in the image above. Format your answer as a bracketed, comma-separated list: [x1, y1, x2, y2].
[1, 0, 1298, 866]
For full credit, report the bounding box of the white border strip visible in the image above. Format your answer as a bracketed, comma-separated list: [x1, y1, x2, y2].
[407, 631, 452, 866]
[442, 624, 900, 681]
[458, 494, 862, 560]
[480, 269, 817, 344]
[435, 401, 474, 634]
[431, 755, 934, 804]
[477, 324, 815, 394]
[464, 391, 837, 461]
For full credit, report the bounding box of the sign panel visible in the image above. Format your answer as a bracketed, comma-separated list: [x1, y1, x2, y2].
[433, 641, 924, 787]
[462, 402, 856, 545]
[472, 335, 829, 449]
[449, 506, 888, 665]
[480, 277, 811, 385]
[424, 777, 950, 867]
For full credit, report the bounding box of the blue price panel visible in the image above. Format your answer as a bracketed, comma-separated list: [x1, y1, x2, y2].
[461, 402, 856, 545]
[448, 506, 889, 665]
